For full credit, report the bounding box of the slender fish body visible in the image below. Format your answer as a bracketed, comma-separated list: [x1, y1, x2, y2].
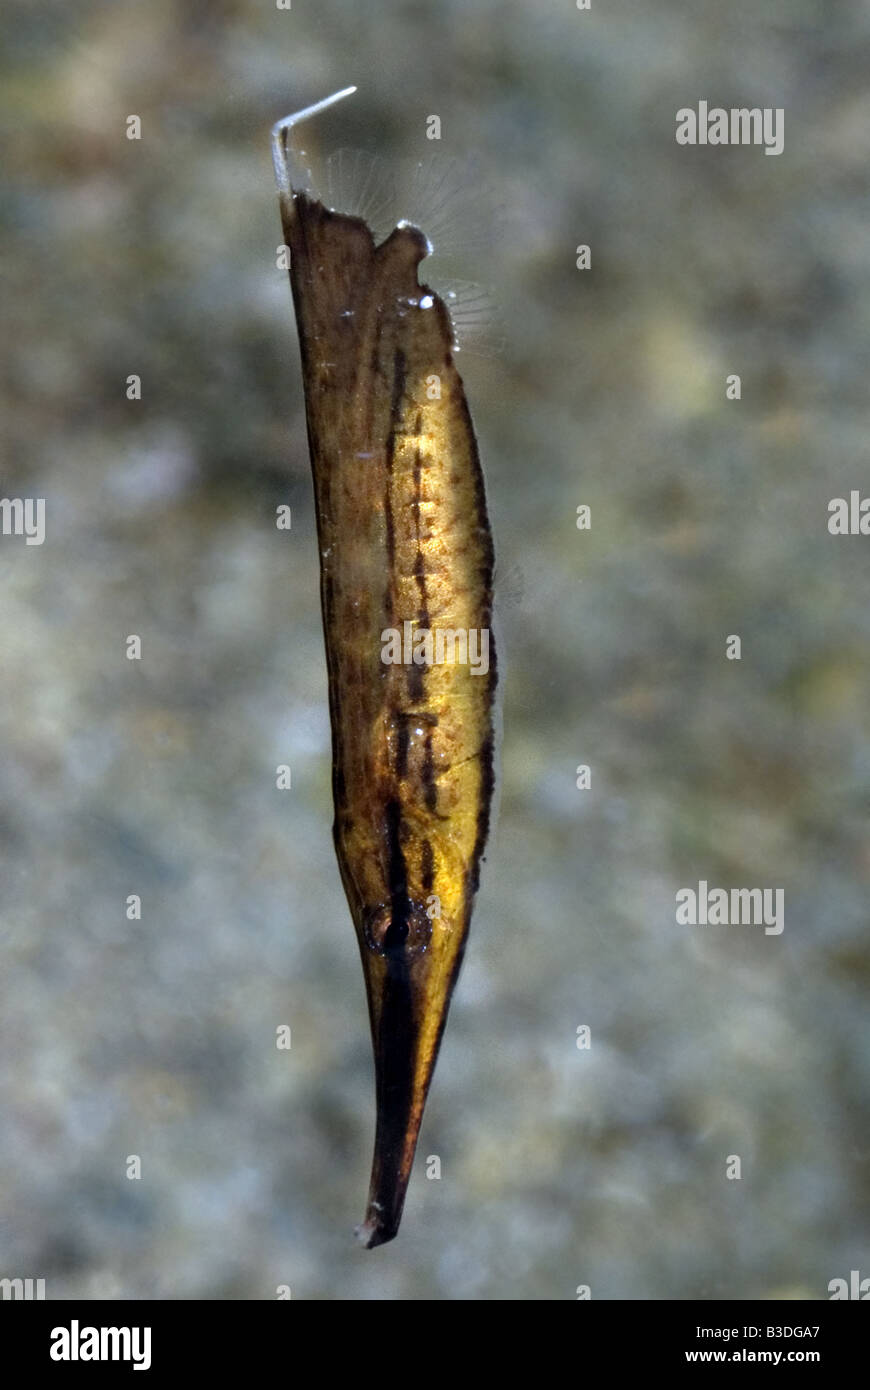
[273, 90, 495, 1247]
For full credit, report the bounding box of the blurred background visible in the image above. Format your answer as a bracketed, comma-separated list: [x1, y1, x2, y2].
[2, 0, 869, 1300]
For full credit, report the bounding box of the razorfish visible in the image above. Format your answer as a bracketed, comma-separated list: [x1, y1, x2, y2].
[272, 88, 496, 1247]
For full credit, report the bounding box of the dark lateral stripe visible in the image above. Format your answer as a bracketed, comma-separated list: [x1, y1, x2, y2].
[406, 663, 425, 703]
[385, 347, 407, 472]
[384, 796, 411, 950]
[421, 838, 434, 894]
[414, 553, 430, 629]
[469, 731, 495, 896]
[422, 729, 437, 813]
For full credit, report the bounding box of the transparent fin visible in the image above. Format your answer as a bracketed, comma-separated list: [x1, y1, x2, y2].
[401, 153, 496, 266]
[312, 148, 500, 265]
[436, 278, 506, 359]
[301, 137, 504, 357]
[324, 148, 399, 247]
